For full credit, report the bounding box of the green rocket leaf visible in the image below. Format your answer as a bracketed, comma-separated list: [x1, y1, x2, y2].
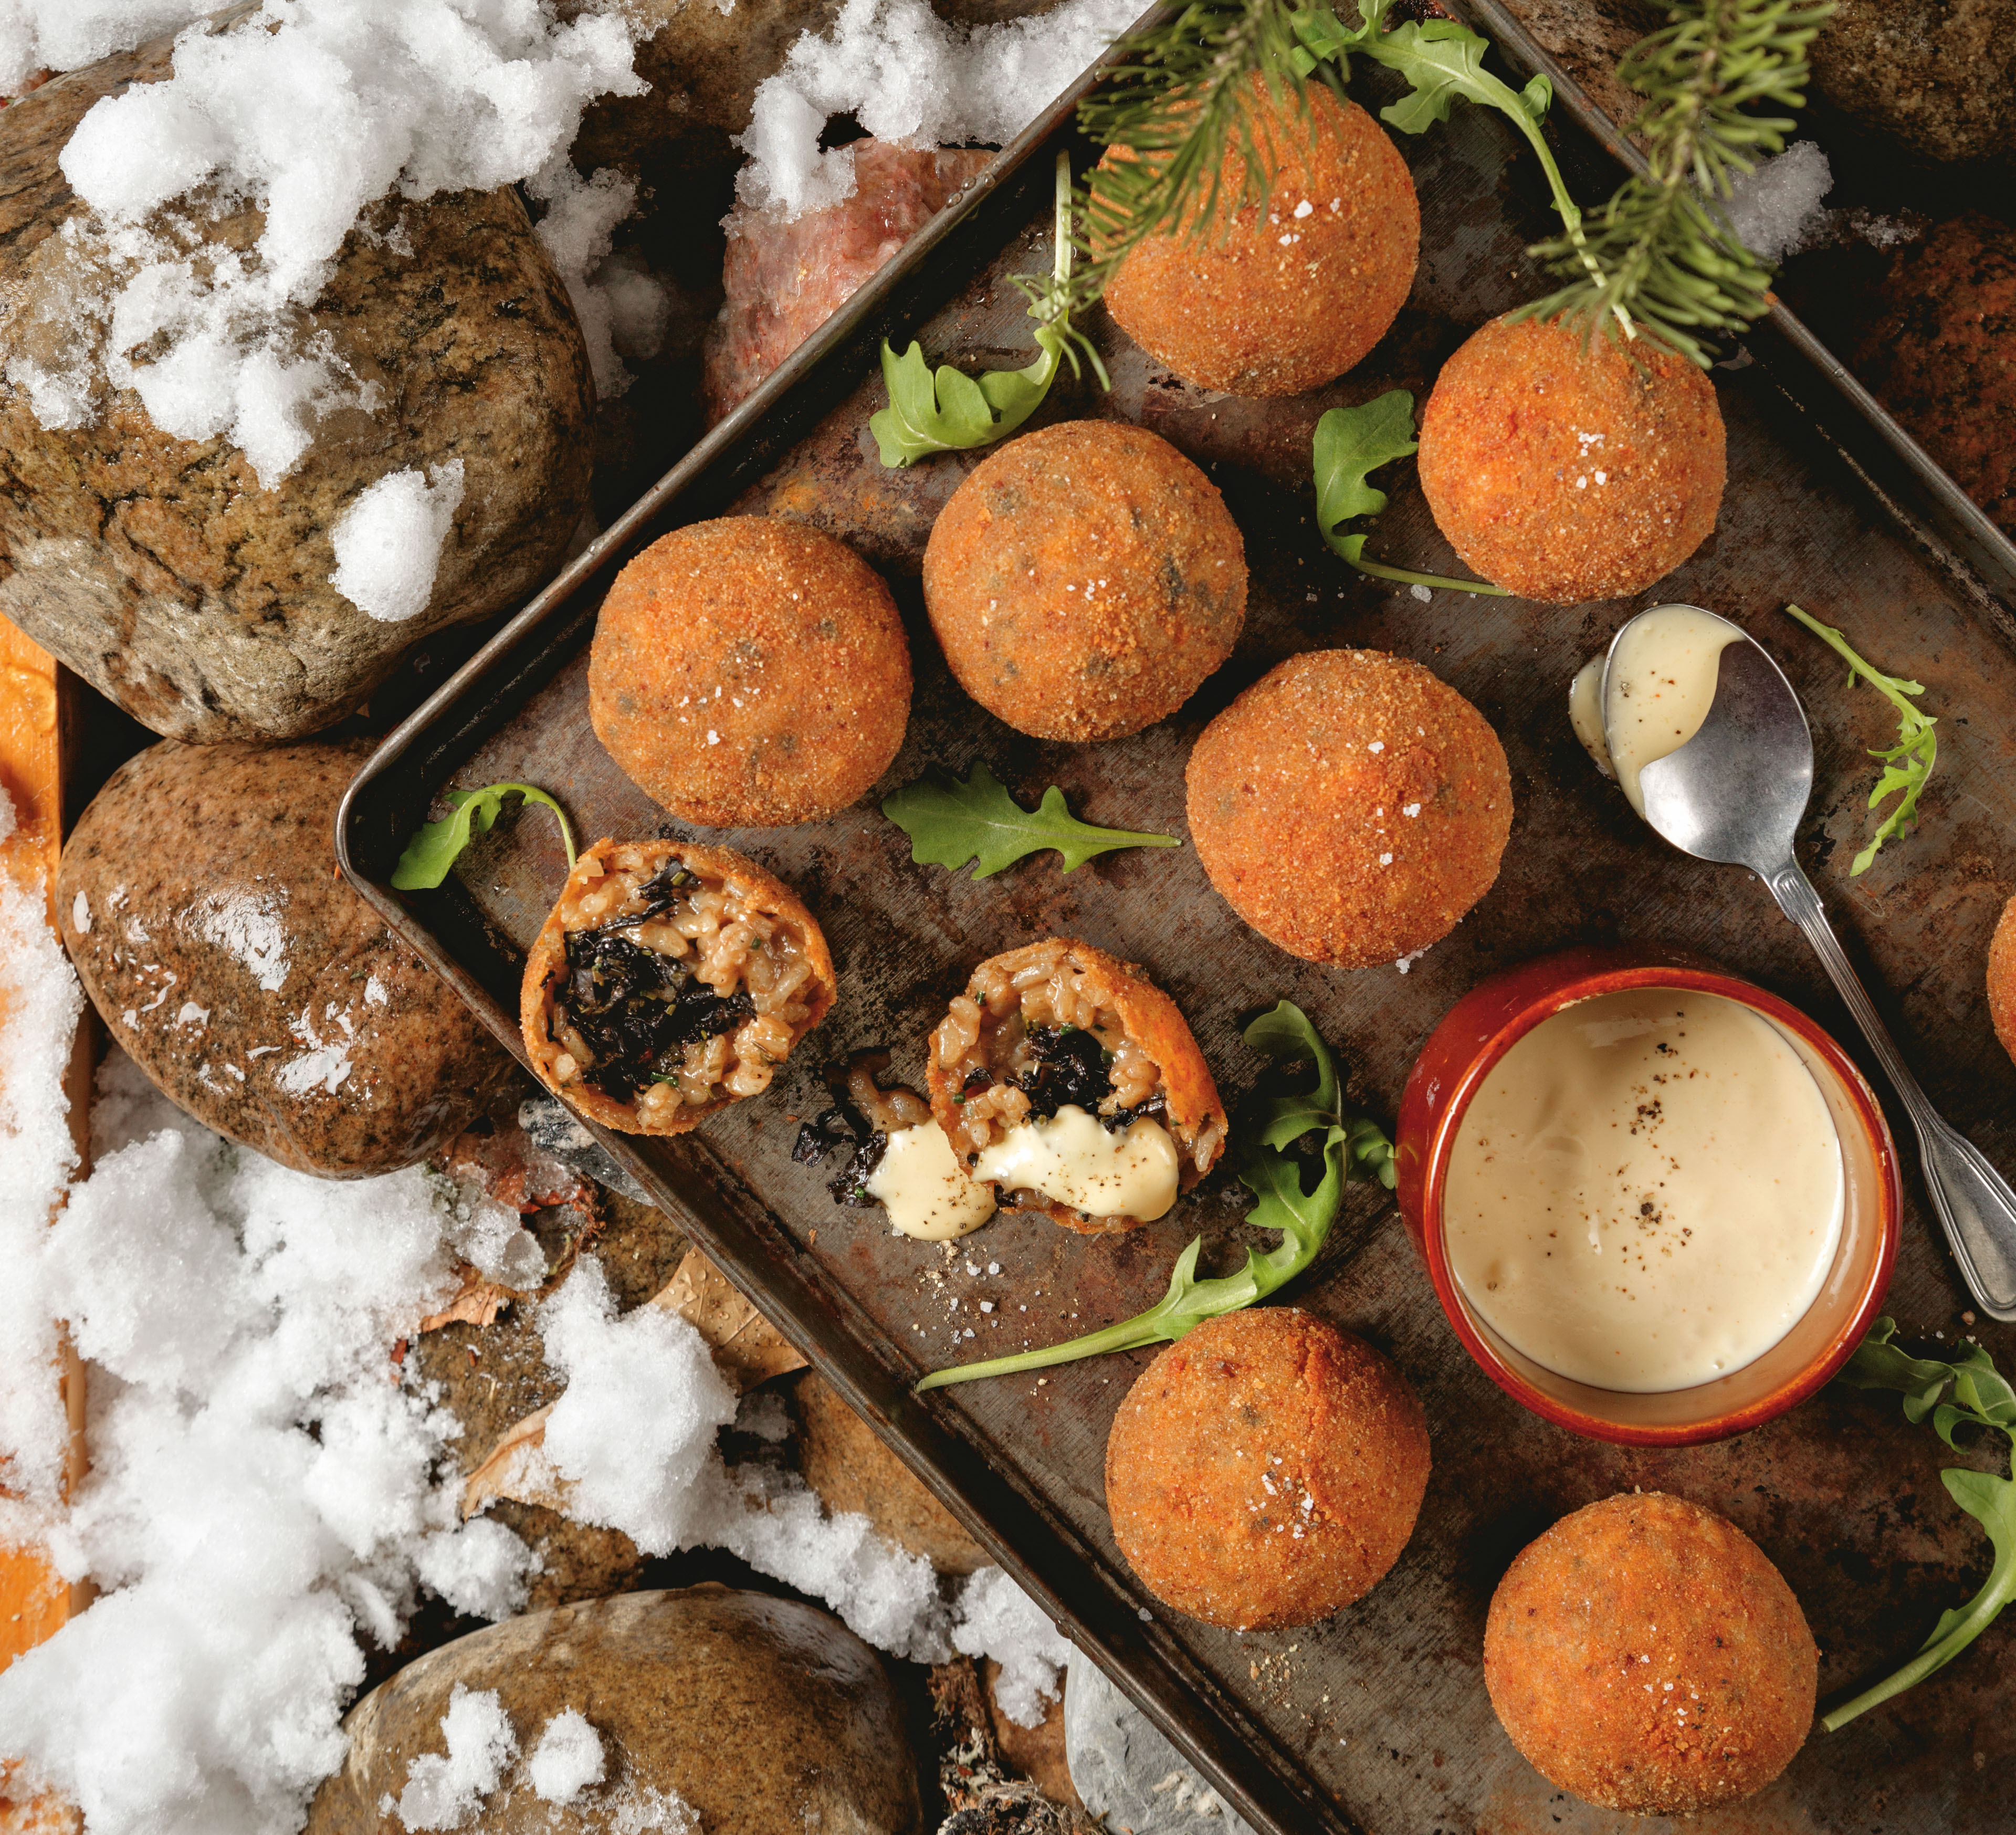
[881, 763, 1177, 879]
[1313, 393, 1509, 595]
[391, 783, 577, 890]
[915, 1002, 1394, 1392]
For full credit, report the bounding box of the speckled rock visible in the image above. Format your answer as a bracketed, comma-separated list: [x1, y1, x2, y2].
[793, 1370, 989, 1576]
[307, 1587, 925, 1835]
[55, 738, 513, 1176]
[0, 18, 594, 745]
[1809, 0, 2016, 165]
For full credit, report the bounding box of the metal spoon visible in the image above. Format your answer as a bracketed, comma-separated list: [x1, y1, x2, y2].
[1609, 605, 2016, 1320]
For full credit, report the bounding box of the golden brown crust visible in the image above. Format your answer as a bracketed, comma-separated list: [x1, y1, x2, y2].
[520, 837, 835, 1135]
[1099, 83, 1420, 397]
[1484, 1492, 1816, 1815]
[1185, 649, 1511, 968]
[1105, 1309, 1430, 1631]
[1416, 313, 1726, 604]
[589, 516, 911, 827]
[1991, 894, 2016, 1067]
[921, 421, 1246, 744]
[924, 936, 1227, 1234]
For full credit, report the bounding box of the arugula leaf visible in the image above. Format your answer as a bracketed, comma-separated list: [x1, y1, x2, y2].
[1823, 1319, 2016, 1729]
[870, 151, 1107, 468]
[391, 783, 577, 891]
[1314, 394, 1510, 595]
[882, 763, 1177, 879]
[914, 1001, 1393, 1392]
[1783, 604, 1938, 876]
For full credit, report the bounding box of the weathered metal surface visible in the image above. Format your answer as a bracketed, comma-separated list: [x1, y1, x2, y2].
[340, 10, 2016, 1832]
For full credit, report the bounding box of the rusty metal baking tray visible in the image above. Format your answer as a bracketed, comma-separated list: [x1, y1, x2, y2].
[338, 9, 2016, 1830]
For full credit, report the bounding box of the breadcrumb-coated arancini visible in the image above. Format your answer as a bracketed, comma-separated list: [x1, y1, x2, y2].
[522, 838, 835, 1136]
[922, 422, 1246, 743]
[589, 517, 911, 827]
[927, 937, 1227, 1234]
[1105, 1308, 1430, 1631]
[1990, 894, 2016, 1066]
[1416, 313, 1726, 604]
[1485, 1492, 1816, 1816]
[1097, 81, 1420, 396]
[1185, 649, 1511, 969]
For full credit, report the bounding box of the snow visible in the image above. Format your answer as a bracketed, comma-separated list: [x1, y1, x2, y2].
[0, 789, 86, 1539]
[394, 1684, 518, 1832]
[737, 0, 1138, 219]
[951, 1566, 1075, 1727]
[526, 156, 669, 401]
[327, 459, 466, 625]
[1721, 141, 1832, 265]
[0, 1050, 535, 1835]
[0, 1, 213, 92]
[528, 1708, 605, 1804]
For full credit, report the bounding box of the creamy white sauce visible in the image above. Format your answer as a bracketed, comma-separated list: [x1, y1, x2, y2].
[1601, 606, 1743, 812]
[1446, 988, 1843, 1393]
[868, 1123, 996, 1241]
[1568, 657, 1614, 778]
[973, 1106, 1180, 1222]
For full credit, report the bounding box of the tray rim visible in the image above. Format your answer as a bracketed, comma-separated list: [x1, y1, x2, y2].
[334, 10, 2011, 1832]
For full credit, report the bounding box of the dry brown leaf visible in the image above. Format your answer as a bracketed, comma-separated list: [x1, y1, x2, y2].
[653, 1247, 807, 1393]
[418, 1271, 517, 1334]
[459, 1402, 569, 1521]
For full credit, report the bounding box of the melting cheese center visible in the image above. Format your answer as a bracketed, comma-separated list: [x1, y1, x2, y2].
[974, 1106, 1180, 1221]
[868, 1123, 996, 1241]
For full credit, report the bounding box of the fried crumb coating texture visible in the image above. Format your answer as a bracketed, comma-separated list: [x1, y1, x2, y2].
[1098, 82, 1420, 397]
[1485, 1492, 1816, 1815]
[1105, 1308, 1430, 1630]
[1416, 313, 1726, 604]
[1990, 894, 2016, 1068]
[1185, 648, 1510, 969]
[590, 516, 911, 827]
[922, 421, 1246, 743]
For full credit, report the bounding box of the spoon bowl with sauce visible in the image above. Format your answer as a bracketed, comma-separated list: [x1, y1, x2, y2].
[1583, 604, 2016, 1323]
[1397, 947, 1900, 1444]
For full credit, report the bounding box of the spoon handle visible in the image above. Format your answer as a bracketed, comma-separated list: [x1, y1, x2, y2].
[1767, 861, 2016, 1320]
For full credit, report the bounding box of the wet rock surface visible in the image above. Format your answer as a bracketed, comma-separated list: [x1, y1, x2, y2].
[308, 1586, 926, 1835]
[56, 737, 514, 1175]
[0, 19, 594, 744]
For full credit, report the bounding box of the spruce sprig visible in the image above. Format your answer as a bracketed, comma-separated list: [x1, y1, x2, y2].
[1519, 0, 1835, 364]
[1065, 0, 1333, 322]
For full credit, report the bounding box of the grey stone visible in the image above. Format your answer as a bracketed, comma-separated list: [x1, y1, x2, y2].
[0, 15, 594, 744]
[1061, 1656, 1258, 1835]
[1808, 0, 2016, 166]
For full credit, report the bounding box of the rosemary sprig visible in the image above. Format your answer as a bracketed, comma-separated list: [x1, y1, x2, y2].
[1520, 0, 1835, 364]
[1783, 603, 1938, 876]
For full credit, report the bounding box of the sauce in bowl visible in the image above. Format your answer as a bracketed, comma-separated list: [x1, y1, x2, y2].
[1445, 987, 1844, 1392]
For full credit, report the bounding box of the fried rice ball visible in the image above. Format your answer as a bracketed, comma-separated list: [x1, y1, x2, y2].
[1990, 893, 2016, 1066]
[1485, 1492, 1816, 1816]
[1097, 80, 1420, 396]
[1105, 1309, 1430, 1631]
[589, 517, 911, 826]
[1185, 649, 1511, 968]
[522, 838, 835, 1136]
[1416, 313, 1727, 604]
[927, 937, 1227, 1233]
[922, 422, 1246, 743]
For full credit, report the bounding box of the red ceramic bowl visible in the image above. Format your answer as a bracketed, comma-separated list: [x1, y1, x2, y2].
[1396, 945, 1899, 1445]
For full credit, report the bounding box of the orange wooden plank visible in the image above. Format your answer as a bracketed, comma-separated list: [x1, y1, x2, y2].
[0, 617, 91, 1830]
